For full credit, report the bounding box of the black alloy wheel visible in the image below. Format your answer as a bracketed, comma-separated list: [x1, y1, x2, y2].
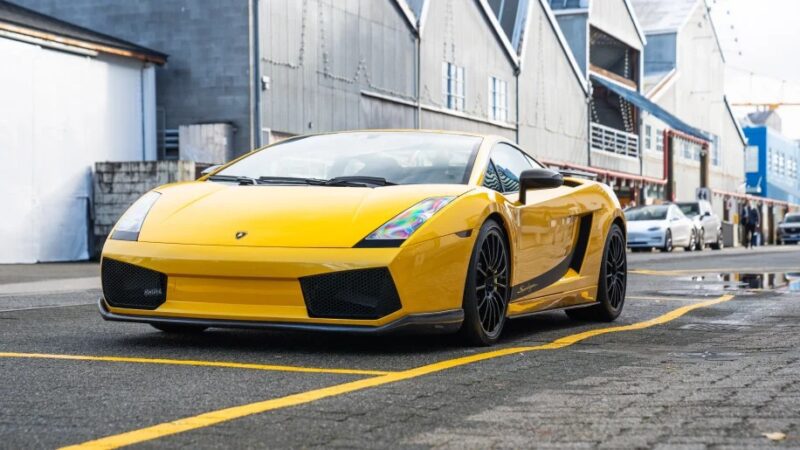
[460, 219, 510, 346]
[567, 223, 626, 322]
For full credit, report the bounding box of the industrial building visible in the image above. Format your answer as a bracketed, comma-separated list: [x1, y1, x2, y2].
[0, 1, 165, 263]
[10, 0, 792, 260]
[742, 112, 800, 205]
[631, 0, 747, 221]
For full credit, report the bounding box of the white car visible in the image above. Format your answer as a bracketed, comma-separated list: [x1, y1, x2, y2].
[625, 204, 696, 252]
[676, 200, 724, 250]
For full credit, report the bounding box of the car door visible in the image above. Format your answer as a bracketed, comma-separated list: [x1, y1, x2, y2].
[702, 201, 720, 241]
[669, 206, 691, 245]
[485, 143, 578, 299]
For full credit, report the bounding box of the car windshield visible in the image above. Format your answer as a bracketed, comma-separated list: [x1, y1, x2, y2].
[677, 203, 700, 217]
[215, 132, 482, 185]
[785, 215, 800, 223]
[625, 206, 669, 221]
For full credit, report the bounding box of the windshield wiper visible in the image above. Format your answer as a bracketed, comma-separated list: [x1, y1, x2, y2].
[323, 176, 396, 187]
[208, 174, 260, 185]
[257, 176, 327, 185]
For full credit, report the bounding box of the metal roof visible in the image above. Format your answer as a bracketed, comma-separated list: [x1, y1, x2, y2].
[0, 0, 166, 63]
[629, 0, 699, 32]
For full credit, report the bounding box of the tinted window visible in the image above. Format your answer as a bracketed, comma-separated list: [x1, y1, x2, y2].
[482, 161, 503, 192]
[491, 144, 533, 192]
[785, 214, 800, 223]
[217, 132, 481, 185]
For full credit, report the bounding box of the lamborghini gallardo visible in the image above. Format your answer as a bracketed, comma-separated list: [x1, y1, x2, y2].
[100, 130, 627, 345]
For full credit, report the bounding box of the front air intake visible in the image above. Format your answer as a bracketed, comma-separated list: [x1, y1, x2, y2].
[101, 258, 167, 310]
[299, 268, 402, 319]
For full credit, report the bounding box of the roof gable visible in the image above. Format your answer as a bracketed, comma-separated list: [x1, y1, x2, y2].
[518, 0, 588, 93]
[0, 0, 166, 63]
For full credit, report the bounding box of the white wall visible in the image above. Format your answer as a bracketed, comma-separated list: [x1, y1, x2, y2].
[0, 37, 154, 263]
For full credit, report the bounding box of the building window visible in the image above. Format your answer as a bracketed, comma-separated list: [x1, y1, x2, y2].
[488, 76, 507, 122]
[682, 141, 691, 159]
[442, 62, 465, 111]
[644, 125, 652, 150]
[655, 129, 663, 152]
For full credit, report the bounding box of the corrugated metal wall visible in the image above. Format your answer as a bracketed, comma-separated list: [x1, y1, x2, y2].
[261, 0, 418, 138]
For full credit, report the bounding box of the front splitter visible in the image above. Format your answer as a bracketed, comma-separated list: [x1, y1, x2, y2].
[98, 299, 464, 335]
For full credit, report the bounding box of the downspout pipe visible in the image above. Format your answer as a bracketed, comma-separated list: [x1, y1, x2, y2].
[253, 0, 263, 148]
[415, 25, 421, 129]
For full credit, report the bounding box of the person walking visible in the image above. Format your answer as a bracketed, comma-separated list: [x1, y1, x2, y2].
[743, 203, 760, 248]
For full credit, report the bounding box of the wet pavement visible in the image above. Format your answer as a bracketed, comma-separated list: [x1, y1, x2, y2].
[1, 246, 799, 448]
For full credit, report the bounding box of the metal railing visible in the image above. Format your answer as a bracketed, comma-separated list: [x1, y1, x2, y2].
[590, 122, 639, 158]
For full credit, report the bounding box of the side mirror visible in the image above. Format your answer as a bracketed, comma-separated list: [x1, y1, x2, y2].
[519, 168, 563, 204]
[702, 211, 711, 218]
[199, 165, 222, 178]
[671, 216, 680, 222]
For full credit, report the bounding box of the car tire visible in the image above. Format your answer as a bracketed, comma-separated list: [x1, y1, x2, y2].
[684, 230, 696, 251]
[661, 230, 673, 253]
[566, 223, 626, 322]
[459, 219, 510, 346]
[710, 228, 724, 250]
[695, 228, 705, 251]
[151, 323, 208, 334]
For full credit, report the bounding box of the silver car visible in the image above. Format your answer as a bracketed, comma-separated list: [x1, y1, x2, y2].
[676, 200, 723, 250]
[778, 213, 800, 245]
[625, 204, 696, 252]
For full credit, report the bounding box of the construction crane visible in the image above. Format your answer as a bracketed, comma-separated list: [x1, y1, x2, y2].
[730, 102, 800, 111]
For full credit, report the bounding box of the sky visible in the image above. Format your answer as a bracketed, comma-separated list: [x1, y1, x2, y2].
[709, 0, 800, 139]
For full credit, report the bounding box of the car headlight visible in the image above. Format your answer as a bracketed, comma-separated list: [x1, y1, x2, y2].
[111, 191, 161, 241]
[358, 196, 455, 247]
[647, 226, 662, 232]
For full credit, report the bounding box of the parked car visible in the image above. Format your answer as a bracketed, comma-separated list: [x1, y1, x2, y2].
[777, 212, 800, 245]
[625, 204, 696, 252]
[676, 200, 723, 250]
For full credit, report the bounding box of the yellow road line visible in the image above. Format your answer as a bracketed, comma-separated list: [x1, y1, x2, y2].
[0, 352, 391, 377]
[61, 294, 734, 450]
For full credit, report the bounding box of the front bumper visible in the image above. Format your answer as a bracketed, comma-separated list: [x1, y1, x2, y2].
[99, 298, 464, 334]
[626, 230, 665, 248]
[100, 233, 474, 329]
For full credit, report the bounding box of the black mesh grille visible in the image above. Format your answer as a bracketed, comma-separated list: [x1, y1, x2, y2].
[299, 268, 402, 319]
[102, 258, 167, 310]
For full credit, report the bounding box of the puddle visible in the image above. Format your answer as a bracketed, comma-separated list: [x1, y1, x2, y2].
[675, 272, 800, 292]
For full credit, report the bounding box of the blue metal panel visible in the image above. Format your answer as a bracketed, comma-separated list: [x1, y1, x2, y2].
[643, 32, 676, 75]
[744, 126, 800, 204]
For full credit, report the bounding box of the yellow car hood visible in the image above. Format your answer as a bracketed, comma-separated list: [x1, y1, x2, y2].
[137, 181, 472, 248]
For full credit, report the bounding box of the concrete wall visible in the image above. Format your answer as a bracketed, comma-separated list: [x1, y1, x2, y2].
[93, 161, 196, 256]
[18, 0, 254, 156]
[418, 0, 517, 140]
[261, 0, 417, 138]
[518, 1, 589, 164]
[179, 123, 236, 165]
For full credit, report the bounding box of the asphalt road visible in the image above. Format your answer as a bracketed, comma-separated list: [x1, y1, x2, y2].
[1, 246, 799, 449]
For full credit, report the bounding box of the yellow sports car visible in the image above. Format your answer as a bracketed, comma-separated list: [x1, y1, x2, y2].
[100, 130, 626, 345]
